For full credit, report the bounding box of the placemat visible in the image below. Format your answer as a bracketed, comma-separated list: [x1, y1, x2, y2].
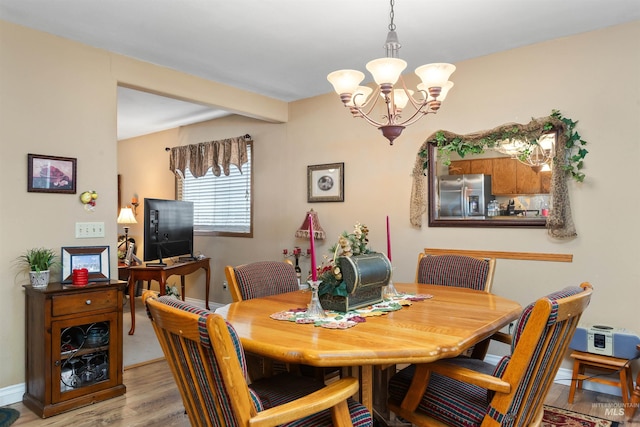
[269, 293, 433, 329]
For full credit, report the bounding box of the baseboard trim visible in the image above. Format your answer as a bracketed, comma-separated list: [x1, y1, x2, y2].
[0, 383, 25, 407]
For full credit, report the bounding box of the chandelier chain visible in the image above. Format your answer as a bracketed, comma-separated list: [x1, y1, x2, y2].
[388, 0, 396, 31]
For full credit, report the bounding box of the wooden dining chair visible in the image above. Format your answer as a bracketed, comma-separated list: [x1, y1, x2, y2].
[225, 260, 299, 302]
[225, 260, 341, 382]
[415, 250, 496, 292]
[416, 249, 497, 359]
[143, 291, 373, 427]
[628, 344, 640, 420]
[387, 282, 593, 427]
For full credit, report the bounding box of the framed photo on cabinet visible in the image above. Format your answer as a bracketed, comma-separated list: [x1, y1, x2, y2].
[61, 246, 110, 283]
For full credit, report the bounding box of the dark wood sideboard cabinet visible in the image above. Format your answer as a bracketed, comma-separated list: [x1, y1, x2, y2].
[23, 280, 127, 418]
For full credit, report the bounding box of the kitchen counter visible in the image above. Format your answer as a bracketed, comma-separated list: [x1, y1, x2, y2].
[492, 215, 546, 221]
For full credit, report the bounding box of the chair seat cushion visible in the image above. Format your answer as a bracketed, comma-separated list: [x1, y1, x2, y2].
[251, 373, 372, 427]
[388, 358, 495, 426]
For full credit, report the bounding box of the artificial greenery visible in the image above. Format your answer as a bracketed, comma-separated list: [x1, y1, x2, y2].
[419, 109, 588, 182]
[18, 248, 59, 272]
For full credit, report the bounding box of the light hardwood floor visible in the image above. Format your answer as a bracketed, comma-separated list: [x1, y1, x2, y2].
[7, 358, 638, 426]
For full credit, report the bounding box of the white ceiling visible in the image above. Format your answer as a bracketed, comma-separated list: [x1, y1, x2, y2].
[2, 0, 639, 140]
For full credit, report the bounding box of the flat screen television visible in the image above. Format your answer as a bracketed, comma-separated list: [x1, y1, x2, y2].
[143, 198, 194, 265]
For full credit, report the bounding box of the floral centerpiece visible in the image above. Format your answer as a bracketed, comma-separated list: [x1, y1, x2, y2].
[316, 222, 371, 297]
[314, 222, 391, 311]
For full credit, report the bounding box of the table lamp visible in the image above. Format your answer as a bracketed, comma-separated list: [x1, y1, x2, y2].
[117, 207, 137, 253]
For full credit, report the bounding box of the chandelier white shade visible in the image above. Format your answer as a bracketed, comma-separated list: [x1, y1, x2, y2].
[327, 0, 456, 145]
[494, 133, 556, 173]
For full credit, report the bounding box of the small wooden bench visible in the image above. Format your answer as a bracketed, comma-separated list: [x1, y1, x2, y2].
[568, 350, 634, 405]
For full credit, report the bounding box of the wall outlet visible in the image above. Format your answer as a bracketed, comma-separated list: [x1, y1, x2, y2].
[222, 281, 228, 290]
[75, 222, 105, 238]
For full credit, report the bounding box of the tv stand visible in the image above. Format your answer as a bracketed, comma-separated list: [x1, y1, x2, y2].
[126, 257, 210, 335]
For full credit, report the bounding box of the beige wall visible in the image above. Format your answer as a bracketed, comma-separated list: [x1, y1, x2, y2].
[2, 18, 639, 395]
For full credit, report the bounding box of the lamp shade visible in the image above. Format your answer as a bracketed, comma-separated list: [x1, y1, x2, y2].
[117, 207, 137, 225]
[415, 63, 456, 89]
[420, 81, 454, 102]
[366, 57, 407, 85]
[347, 86, 373, 107]
[327, 69, 365, 95]
[295, 209, 325, 240]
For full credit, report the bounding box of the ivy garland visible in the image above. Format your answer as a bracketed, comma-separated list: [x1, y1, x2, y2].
[418, 110, 588, 182]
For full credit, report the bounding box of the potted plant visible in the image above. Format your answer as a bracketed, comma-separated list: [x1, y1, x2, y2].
[18, 248, 59, 288]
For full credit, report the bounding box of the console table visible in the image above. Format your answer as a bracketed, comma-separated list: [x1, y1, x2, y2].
[127, 258, 210, 335]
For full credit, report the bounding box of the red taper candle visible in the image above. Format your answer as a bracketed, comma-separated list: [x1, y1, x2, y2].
[309, 213, 317, 280]
[386, 215, 392, 262]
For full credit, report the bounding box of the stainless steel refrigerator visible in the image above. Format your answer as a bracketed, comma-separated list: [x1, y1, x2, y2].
[437, 174, 492, 218]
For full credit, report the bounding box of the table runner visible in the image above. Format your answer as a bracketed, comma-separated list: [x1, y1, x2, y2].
[269, 293, 433, 329]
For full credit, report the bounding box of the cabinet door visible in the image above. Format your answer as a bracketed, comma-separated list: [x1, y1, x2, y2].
[516, 162, 542, 194]
[492, 158, 517, 194]
[448, 160, 470, 175]
[52, 312, 118, 403]
[540, 171, 552, 194]
[470, 159, 493, 176]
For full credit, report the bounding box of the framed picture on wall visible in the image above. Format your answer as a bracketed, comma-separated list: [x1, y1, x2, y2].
[27, 153, 77, 194]
[307, 162, 344, 202]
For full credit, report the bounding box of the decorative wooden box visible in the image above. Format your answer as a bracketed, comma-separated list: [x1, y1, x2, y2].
[319, 252, 391, 312]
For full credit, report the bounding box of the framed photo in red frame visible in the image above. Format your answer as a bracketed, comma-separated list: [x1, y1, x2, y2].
[27, 153, 77, 194]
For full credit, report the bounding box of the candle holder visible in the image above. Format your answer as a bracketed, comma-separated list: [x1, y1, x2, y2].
[383, 267, 400, 301]
[306, 280, 326, 318]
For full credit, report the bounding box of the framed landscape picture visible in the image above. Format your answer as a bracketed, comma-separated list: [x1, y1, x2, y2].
[307, 162, 344, 202]
[61, 246, 110, 283]
[27, 153, 77, 194]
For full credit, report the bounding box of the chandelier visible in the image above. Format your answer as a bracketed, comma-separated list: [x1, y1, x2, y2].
[327, 0, 456, 145]
[495, 133, 555, 173]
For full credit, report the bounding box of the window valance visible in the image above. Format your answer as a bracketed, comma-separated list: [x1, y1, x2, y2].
[169, 135, 250, 178]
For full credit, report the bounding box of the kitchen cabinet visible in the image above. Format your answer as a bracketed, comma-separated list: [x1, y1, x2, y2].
[470, 159, 493, 176]
[491, 158, 517, 195]
[23, 281, 126, 418]
[515, 161, 542, 194]
[448, 160, 470, 175]
[449, 157, 550, 195]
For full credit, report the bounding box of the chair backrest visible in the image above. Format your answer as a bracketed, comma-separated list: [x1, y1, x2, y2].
[143, 291, 256, 427]
[415, 250, 496, 292]
[225, 261, 299, 302]
[486, 282, 593, 426]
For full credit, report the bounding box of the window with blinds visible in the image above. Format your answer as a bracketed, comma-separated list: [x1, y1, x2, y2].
[176, 142, 253, 237]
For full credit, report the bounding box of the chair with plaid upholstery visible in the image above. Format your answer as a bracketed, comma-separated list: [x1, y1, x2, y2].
[225, 260, 341, 382]
[415, 250, 496, 292]
[416, 250, 497, 359]
[628, 344, 640, 420]
[143, 291, 373, 427]
[387, 282, 593, 427]
[225, 260, 299, 303]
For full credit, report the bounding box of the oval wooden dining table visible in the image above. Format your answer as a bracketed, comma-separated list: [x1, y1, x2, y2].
[224, 283, 522, 415]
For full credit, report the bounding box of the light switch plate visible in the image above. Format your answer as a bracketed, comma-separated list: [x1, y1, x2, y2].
[75, 222, 105, 238]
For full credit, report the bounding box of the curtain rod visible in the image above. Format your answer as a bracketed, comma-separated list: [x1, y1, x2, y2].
[165, 134, 252, 151]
